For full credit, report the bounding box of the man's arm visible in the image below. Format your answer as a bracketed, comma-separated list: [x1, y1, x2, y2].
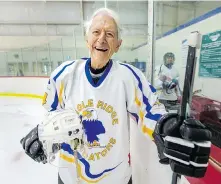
[20, 76, 62, 163]
[125, 67, 211, 178]
[20, 60, 75, 163]
[42, 77, 64, 112]
[125, 66, 167, 139]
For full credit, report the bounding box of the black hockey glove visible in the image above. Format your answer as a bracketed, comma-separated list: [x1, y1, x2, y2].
[20, 125, 47, 163]
[168, 81, 177, 90]
[153, 113, 212, 178]
[162, 82, 176, 91]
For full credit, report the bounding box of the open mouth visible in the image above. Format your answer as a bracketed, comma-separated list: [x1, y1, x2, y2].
[95, 47, 108, 52]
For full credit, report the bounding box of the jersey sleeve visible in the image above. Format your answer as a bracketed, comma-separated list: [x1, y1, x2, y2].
[42, 77, 63, 111]
[42, 60, 75, 111]
[154, 65, 163, 90]
[124, 65, 167, 140]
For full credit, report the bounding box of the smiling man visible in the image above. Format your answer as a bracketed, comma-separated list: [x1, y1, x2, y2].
[86, 11, 122, 69]
[20, 8, 211, 184]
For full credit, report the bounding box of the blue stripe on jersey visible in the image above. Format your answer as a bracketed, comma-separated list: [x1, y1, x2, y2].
[61, 143, 74, 155]
[51, 91, 58, 111]
[149, 84, 156, 93]
[128, 111, 139, 123]
[81, 57, 89, 60]
[79, 155, 120, 179]
[120, 64, 152, 112]
[120, 64, 156, 93]
[53, 61, 75, 82]
[145, 112, 162, 121]
[85, 58, 113, 88]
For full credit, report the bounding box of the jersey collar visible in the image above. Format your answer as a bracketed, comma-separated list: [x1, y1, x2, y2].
[85, 58, 113, 88]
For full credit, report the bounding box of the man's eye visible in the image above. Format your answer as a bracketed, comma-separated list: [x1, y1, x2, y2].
[93, 31, 99, 34]
[107, 32, 114, 37]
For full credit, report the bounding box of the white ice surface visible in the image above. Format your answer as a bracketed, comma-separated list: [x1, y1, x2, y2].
[0, 98, 58, 184]
[0, 97, 173, 184]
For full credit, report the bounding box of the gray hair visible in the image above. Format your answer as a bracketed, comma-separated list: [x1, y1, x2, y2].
[84, 8, 122, 40]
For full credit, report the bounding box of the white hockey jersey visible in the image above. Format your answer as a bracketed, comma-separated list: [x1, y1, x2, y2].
[42, 58, 167, 184]
[154, 64, 181, 101]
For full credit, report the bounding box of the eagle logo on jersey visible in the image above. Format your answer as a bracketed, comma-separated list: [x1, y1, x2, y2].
[80, 108, 106, 148]
[60, 100, 121, 183]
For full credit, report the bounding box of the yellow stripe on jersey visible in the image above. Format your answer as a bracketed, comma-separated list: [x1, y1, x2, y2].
[134, 88, 141, 107]
[60, 153, 75, 163]
[139, 110, 144, 124]
[60, 153, 107, 183]
[135, 88, 146, 126]
[42, 92, 48, 105]
[58, 82, 64, 105]
[142, 125, 154, 139]
[76, 163, 107, 183]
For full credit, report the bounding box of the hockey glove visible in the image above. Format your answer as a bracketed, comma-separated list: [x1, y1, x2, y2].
[172, 79, 178, 85]
[168, 81, 177, 90]
[153, 113, 212, 178]
[162, 81, 176, 91]
[20, 125, 47, 163]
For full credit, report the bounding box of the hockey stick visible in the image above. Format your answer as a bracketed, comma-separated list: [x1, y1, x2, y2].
[71, 139, 81, 184]
[171, 31, 200, 184]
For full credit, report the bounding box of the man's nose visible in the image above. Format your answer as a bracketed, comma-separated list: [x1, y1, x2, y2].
[97, 31, 106, 43]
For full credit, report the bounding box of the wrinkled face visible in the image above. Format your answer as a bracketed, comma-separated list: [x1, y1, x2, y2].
[86, 14, 122, 68]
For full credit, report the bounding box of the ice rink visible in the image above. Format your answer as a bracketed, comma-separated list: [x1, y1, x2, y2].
[0, 97, 173, 184]
[0, 98, 58, 184]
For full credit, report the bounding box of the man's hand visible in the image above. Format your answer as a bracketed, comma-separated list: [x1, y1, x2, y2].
[153, 113, 212, 178]
[20, 126, 47, 163]
[159, 75, 167, 82]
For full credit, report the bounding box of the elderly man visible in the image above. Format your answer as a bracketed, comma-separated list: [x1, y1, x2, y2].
[21, 8, 211, 184]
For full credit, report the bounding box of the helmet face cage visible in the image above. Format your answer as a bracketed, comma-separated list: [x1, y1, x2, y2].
[164, 52, 175, 68]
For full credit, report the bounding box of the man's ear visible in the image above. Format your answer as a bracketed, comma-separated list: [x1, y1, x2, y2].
[115, 39, 122, 53]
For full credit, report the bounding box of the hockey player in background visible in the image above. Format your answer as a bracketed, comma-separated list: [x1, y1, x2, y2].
[20, 8, 211, 184]
[154, 52, 182, 110]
